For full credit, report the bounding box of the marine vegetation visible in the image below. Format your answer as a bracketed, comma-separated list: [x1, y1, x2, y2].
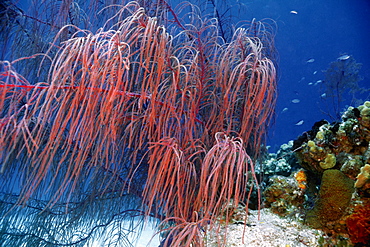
[0, 0, 277, 246]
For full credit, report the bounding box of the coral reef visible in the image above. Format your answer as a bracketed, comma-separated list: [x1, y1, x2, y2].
[261, 154, 292, 176]
[263, 101, 370, 245]
[346, 202, 370, 244]
[263, 170, 306, 216]
[294, 102, 370, 177]
[293, 101, 370, 243]
[259, 141, 300, 177]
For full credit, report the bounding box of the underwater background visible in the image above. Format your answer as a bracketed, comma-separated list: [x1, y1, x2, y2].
[1, 0, 370, 246]
[258, 0, 370, 152]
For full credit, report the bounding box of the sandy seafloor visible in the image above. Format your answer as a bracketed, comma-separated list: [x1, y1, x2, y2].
[206, 208, 324, 247]
[132, 208, 323, 246]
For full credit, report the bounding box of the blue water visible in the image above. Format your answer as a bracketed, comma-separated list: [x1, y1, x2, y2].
[244, 0, 370, 151]
[11, 0, 370, 150]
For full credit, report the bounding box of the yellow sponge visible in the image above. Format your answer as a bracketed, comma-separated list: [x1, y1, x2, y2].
[355, 164, 370, 188]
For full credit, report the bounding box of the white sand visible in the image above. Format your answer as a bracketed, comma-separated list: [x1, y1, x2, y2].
[206, 208, 324, 247]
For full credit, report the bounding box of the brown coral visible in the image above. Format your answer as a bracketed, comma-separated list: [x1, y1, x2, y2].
[306, 170, 354, 227]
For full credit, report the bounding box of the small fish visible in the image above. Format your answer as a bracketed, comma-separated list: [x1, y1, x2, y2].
[313, 71, 317, 75]
[295, 120, 304, 126]
[338, 55, 350, 61]
[314, 80, 322, 86]
[321, 93, 326, 98]
[282, 107, 288, 113]
[290, 10, 298, 14]
[308, 82, 313, 85]
[291, 99, 300, 103]
[306, 58, 315, 63]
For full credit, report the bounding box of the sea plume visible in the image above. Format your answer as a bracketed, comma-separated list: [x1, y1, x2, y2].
[0, 1, 276, 246]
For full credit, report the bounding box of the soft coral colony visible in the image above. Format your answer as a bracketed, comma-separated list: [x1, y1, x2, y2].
[0, 1, 277, 246]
